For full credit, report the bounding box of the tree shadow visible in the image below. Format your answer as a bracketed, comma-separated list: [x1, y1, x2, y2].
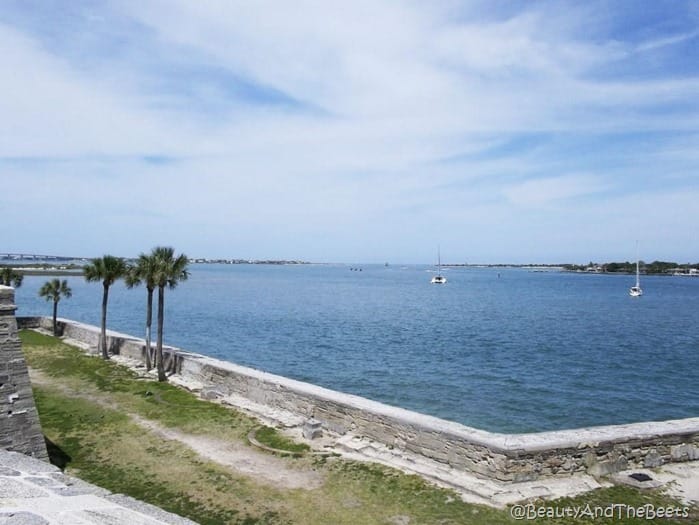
[44, 436, 71, 470]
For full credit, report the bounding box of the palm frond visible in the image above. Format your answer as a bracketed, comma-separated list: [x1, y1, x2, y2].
[38, 278, 72, 302]
[83, 255, 127, 285]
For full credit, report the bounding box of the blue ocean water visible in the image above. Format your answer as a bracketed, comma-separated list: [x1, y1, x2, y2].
[13, 264, 699, 433]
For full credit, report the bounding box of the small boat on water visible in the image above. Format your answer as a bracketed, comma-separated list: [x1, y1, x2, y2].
[629, 243, 643, 297]
[431, 248, 447, 284]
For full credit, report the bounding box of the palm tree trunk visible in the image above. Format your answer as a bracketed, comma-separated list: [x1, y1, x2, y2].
[156, 285, 166, 382]
[101, 283, 109, 359]
[145, 287, 153, 371]
[52, 299, 58, 336]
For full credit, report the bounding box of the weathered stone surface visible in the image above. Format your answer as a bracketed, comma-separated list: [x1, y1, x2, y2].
[0, 477, 49, 498]
[671, 444, 699, 461]
[0, 449, 197, 524]
[610, 471, 663, 490]
[302, 418, 323, 439]
[0, 512, 49, 525]
[644, 450, 664, 468]
[0, 288, 47, 460]
[200, 387, 223, 400]
[588, 456, 628, 477]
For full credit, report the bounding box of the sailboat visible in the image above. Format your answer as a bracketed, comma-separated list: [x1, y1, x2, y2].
[430, 248, 447, 284]
[629, 243, 643, 297]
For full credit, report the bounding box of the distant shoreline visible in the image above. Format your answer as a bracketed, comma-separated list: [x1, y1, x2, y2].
[4, 259, 699, 277]
[12, 269, 84, 276]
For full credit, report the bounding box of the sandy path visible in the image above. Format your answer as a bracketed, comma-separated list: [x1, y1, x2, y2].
[131, 414, 324, 489]
[28, 368, 324, 490]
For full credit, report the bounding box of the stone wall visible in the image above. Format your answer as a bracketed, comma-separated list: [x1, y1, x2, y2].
[171, 355, 699, 482]
[18, 316, 178, 366]
[0, 289, 47, 460]
[17, 316, 699, 482]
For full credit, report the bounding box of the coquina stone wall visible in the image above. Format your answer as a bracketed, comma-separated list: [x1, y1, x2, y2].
[18, 316, 699, 482]
[0, 289, 47, 460]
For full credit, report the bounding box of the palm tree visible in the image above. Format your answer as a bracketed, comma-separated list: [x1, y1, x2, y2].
[84, 255, 127, 360]
[0, 267, 23, 288]
[151, 247, 189, 382]
[38, 279, 72, 336]
[125, 253, 158, 371]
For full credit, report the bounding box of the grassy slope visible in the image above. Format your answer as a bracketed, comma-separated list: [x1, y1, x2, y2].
[20, 331, 698, 525]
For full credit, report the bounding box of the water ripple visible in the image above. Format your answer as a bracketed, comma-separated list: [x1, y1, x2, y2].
[14, 264, 699, 432]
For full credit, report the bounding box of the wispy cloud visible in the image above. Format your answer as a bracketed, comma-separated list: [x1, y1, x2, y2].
[635, 29, 699, 53]
[503, 174, 609, 207]
[1, 1, 698, 262]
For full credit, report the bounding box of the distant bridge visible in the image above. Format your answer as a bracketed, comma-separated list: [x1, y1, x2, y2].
[0, 253, 88, 261]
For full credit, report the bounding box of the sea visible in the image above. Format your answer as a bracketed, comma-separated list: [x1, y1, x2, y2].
[12, 263, 699, 434]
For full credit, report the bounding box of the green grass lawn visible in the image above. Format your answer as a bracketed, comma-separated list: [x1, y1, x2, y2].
[20, 330, 698, 525]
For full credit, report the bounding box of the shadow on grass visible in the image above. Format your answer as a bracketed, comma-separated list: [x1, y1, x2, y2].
[45, 436, 72, 470]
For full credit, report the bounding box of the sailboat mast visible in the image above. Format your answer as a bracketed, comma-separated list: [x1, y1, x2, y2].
[430, 246, 447, 284]
[636, 258, 640, 288]
[629, 241, 642, 296]
[635, 242, 640, 288]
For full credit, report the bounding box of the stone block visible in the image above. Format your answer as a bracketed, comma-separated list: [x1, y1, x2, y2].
[587, 455, 628, 477]
[201, 387, 223, 400]
[583, 451, 598, 467]
[670, 444, 699, 461]
[643, 450, 664, 468]
[512, 470, 539, 482]
[0, 511, 49, 524]
[303, 418, 322, 440]
[561, 457, 576, 471]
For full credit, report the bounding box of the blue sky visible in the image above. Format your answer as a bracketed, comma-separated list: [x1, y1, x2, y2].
[1, 1, 698, 264]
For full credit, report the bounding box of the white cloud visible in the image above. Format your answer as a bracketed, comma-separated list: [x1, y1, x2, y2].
[116, 0, 699, 134]
[0, 25, 176, 157]
[502, 174, 609, 207]
[1, 1, 698, 262]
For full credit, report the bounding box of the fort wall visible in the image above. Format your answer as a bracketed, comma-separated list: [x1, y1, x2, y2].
[0, 289, 48, 460]
[17, 316, 698, 482]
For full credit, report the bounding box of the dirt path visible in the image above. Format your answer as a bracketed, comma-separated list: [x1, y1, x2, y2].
[131, 414, 324, 489]
[28, 368, 324, 490]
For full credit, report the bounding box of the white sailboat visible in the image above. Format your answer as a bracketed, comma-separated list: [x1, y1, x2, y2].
[430, 247, 447, 284]
[629, 243, 642, 297]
